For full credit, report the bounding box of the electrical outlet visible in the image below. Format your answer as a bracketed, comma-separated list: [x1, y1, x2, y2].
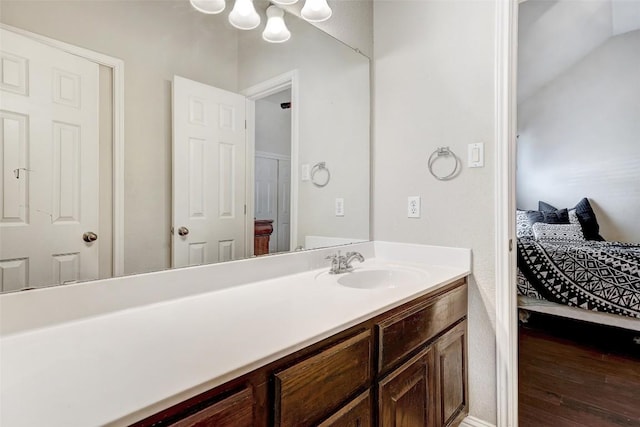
[335, 198, 345, 216]
[408, 196, 420, 218]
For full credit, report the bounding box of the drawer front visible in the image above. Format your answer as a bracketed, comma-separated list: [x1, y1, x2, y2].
[318, 389, 372, 427]
[274, 330, 372, 427]
[171, 386, 253, 427]
[377, 283, 467, 373]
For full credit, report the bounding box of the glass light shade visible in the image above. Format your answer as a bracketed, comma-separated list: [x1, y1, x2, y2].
[228, 0, 260, 30]
[271, 0, 298, 5]
[301, 0, 332, 22]
[190, 0, 225, 14]
[262, 6, 291, 43]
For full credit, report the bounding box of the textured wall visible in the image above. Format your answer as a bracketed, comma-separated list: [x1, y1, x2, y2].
[373, 1, 497, 423]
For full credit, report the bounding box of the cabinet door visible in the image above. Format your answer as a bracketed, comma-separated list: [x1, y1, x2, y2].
[171, 387, 254, 427]
[435, 321, 467, 427]
[378, 346, 435, 427]
[318, 389, 372, 427]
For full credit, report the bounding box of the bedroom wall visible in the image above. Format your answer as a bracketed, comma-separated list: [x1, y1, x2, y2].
[517, 30, 640, 243]
[373, 1, 497, 423]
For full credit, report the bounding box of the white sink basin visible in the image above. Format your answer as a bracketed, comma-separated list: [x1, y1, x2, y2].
[333, 266, 429, 290]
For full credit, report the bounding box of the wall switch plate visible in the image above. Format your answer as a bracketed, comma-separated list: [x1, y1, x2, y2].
[335, 198, 345, 216]
[468, 143, 484, 168]
[408, 196, 420, 218]
[301, 164, 310, 181]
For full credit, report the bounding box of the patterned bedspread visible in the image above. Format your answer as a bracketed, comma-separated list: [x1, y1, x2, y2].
[517, 239, 640, 318]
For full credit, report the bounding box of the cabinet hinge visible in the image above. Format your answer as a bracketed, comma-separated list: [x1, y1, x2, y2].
[244, 120, 247, 129]
[509, 239, 513, 252]
[244, 205, 247, 214]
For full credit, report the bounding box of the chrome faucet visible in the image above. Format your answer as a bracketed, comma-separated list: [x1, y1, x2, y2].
[326, 251, 365, 274]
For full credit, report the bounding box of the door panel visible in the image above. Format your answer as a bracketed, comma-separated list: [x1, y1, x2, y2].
[255, 156, 278, 252]
[0, 28, 99, 291]
[172, 76, 246, 267]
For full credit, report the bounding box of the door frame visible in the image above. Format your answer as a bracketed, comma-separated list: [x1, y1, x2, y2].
[242, 70, 299, 256]
[1, 23, 125, 276]
[494, 0, 519, 426]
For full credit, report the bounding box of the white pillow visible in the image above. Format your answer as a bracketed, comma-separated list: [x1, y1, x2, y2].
[516, 210, 534, 238]
[532, 223, 585, 243]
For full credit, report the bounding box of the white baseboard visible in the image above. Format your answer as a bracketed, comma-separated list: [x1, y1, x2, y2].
[460, 415, 496, 427]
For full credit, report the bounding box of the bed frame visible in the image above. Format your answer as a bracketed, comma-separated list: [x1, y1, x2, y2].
[518, 295, 640, 333]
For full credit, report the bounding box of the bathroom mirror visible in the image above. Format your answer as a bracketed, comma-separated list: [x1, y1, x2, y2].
[0, 0, 370, 292]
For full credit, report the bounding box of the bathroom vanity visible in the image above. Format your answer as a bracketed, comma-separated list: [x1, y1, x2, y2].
[0, 242, 470, 427]
[134, 279, 467, 427]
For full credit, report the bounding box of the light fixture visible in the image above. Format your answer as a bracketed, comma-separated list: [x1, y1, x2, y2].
[189, 0, 334, 42]
[301, 0, 332, 22]
[190, 0, 226, 14]
[262, 6, 291, 43]
[228, 0, 261, 30]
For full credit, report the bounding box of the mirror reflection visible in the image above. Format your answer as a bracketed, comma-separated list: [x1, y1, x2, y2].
[0, 0, 370, 292]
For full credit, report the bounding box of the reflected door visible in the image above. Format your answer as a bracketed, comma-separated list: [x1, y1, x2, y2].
[172, 76, 246, 267]
[0, 28, 99, 291]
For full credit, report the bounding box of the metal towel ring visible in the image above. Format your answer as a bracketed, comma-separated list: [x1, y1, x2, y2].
[428, 147, 461, 181]
[311, 162, 331, 187]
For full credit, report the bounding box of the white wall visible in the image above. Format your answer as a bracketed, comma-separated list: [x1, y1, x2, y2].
[373, 1, 497, 423]
[239, 16, 371, 248]
[517, 30, 640, 243]
[256, 90, 292, 156]
[0, 1, 239, 275]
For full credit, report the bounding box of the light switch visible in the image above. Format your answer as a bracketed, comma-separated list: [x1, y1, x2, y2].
[301, 164, 310, 181]
[468, 143, 484, 168]
[335, 198, 344, 216]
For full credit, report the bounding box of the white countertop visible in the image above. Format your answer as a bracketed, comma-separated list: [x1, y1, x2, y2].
[0, 242, 470, 426]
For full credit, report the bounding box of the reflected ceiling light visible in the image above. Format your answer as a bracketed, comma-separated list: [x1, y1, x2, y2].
[190, 0, 226, 14]
[301, 0, 332, 22]
[263, 6, 291, 43]
[229, 0, 261, 30]
[271, 0, 298, 5]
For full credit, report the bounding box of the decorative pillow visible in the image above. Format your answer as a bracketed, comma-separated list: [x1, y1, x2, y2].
[539, 198, 604, 241]
[526, 208, 570, 226]
[516, 210, 534, 238]
[532, 223, 585, 243]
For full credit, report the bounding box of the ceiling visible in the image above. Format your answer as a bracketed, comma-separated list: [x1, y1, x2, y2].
[518, 0, 640, 103]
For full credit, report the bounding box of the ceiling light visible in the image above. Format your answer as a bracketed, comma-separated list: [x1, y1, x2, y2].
[271, 0, 299, 5]
[263, 6, 291, 43]
[301, 0, 332, 23]
[228, 0, 261, 30]
[190, 0, 226, 14]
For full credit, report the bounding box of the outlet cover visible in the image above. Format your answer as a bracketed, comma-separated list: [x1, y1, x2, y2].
[408, 196, 420, 218]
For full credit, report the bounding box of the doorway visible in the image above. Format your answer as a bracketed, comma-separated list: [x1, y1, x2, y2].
[254, 89, 292, 255]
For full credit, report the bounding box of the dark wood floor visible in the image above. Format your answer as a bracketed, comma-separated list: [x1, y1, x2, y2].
[518, 313, 640, 427]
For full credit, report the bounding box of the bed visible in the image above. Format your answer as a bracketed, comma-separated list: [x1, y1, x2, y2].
[516, 199, 640, 332]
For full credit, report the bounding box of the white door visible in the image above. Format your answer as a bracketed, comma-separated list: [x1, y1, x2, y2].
[277, 159, 291, 252]
[172, 76, 246, 267]
[255, 155, 278, 252]
[0, 29, 99, 292]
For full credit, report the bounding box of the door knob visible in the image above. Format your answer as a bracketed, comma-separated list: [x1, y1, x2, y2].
[177, 226, 189, 236]
[83, 232, 98, 243]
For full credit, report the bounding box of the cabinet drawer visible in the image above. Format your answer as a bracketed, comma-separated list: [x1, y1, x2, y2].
[274, 330, 372, 427]
[318, 389, 372, 427]
[377, 283, 467, 373]
[171, 386, 253, 427]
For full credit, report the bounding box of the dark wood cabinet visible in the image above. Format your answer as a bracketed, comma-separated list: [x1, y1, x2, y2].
[378, 347, 435, 427]
[318, 390, 372, 427]
[435, 322, 467, 427]
[132, 279, 468, 427]
[274, 330, 372, 427]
